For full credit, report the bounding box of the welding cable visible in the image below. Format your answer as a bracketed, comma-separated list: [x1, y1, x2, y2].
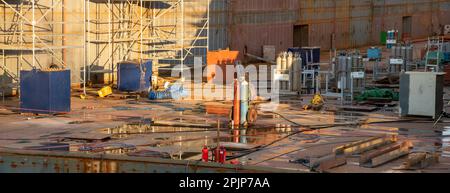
[264, 111, 364, 128]
[265, 111, 443, 128]
[251, 139, 361, 166]
[225, 120, 390, 161]
[225, 128, 317, 160]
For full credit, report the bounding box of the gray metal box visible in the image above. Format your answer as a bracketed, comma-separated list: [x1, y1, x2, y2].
[400, 72, 445, 119]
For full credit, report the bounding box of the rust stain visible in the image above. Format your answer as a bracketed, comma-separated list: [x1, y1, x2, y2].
[54, 163, 60, 173]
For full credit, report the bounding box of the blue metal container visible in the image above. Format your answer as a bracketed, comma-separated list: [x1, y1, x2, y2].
[444, 52, 450, 62]
[20, 69, 71, 114]
[117, 60, 152, 92]
[367, 47, 381, 60]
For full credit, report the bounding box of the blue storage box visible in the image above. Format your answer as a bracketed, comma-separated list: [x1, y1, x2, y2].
[20, 69, 71, 114]
[117, 60, 152, 92]
[367, 47, 381, 60]
[444, 52, 450, 62]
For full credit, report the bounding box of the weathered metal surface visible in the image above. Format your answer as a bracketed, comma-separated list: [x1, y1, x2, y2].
[229, 0, 298, 61]
[0, 148, 298, 173]
[311, 154, 347, 172]
[370, 144, 410, 167]
[209, 0, 230, 51]
[335, 135, 397, 156]
[220, 0, 450, 60]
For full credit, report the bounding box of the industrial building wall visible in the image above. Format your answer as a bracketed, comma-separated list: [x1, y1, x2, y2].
[2, 0, 450, 91]
[212, 0, 450, 60]
[229, 0, 299, 60]
[209, 0, 229, 51]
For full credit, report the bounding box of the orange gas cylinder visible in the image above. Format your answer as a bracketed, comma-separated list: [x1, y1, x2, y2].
[233, 79, 240, 126]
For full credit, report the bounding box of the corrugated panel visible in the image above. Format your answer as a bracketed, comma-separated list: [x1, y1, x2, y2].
[228, 0, 298, 60]
[209, 0, 229, 50]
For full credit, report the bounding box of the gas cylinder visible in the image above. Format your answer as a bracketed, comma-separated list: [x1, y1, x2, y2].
[218, 146, 226, 164]
[287, 52, 293, 90]
[281, 52, 287, 71]
[202, 145, 209, 162]
[276, 54, 282, 73]
[292, 54, 301, 91]
[239, 77, 249, 126]
[214, 148, 220, 162]
[233, 79, 240, 127]
[287, 52, 293, 72]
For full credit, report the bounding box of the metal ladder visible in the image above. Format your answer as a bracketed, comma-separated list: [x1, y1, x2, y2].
[425, 36, 444, 72]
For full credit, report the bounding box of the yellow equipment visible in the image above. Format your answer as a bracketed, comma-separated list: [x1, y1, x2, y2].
[98, 86, 113, 98]
[80, 94, 87, 100]
[303, 94, 324, 111]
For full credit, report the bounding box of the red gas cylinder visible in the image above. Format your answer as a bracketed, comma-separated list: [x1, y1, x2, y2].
[214, 148, 219, 162]
[218, 146, 227, 164]
[202, 145, 209, 162]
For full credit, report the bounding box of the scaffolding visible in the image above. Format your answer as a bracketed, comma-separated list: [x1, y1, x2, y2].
[85, 0, 210, 83]
[0, 0, 85, 94]
[0, 0, 85, 93]
[0, 0, 209, 95]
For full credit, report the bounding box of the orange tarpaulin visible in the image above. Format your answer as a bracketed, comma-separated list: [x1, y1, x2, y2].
[207, 50, 239, 84]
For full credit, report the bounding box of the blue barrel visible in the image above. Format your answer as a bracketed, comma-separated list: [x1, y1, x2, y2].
[20, 69, 71, 114]
[117, 60, 152, 92]
[148, 83, 187, 100]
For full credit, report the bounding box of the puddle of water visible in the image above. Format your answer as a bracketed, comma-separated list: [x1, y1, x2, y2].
[25, 142, 70, 151]
[16, 140, 31, 144]
[101, 124, 213, 139]
[397, 128, 441, 137]
[68, 120, 95, 125]
[112, 106, 152, 111]
[334, 112, 365, 123]
[92, 122, 304, 160]
[75, 143, 136, 155]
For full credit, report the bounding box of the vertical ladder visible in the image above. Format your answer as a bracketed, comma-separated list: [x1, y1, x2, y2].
[425, 36, 444, 72]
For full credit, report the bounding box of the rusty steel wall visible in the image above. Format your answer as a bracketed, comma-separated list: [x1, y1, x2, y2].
[209, 0, 450, 60]
[209, 0, 229, 51]
[229, 0, 299, 61]
[0, 148, 296, 173]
